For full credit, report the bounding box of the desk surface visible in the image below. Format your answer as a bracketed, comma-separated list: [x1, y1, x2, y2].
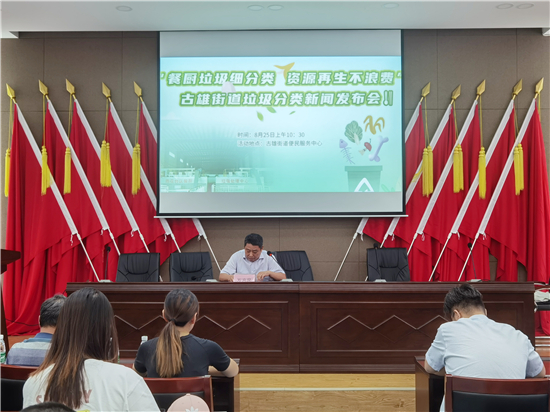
[67, 281, 535, 373]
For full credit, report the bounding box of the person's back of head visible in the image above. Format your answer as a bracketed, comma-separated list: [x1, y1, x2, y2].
[244, 233, 263, 248]
[156, 289, 199, 378]
[39, 295, 66, 330]
[21, 402, 75, 412]
[443, 283, 486, 320]
[33, 287, 119, 410]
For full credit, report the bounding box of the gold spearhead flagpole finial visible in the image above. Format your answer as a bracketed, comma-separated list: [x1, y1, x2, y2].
[66, 79, 76, 95]
[39, 80, 48, 96]
[451, 85, 461, 101]
[476, 80, 486, 97]
[512, 79, 522, 99]
[134, 82, 142, 98]
[6, 84, 15, 99]
[102, 83, 111, 99]
[421, 83, 431, 98]
[535, 78, 544, 95]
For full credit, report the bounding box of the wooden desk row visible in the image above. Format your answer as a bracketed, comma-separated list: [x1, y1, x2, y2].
[67, 281, 535, 373]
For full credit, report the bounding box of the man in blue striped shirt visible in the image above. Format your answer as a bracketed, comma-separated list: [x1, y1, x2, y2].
[7, 295, 66, 366]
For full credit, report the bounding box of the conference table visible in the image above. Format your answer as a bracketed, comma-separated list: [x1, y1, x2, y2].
[66, 281, 535, 374]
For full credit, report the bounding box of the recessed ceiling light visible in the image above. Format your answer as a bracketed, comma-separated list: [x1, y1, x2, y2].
[116, 5, 132, 12]
[248, 5, 264, 11]
[383, 3, 400, 9]
[516, 3, 534, 8]
[268, 5, 284, 11]
[496, 3, 514, 9]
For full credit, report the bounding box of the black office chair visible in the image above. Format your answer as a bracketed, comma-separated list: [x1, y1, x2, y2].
[273, 251, 314, 281]
[445, 375, 550, 412]
[169, 252, 213, 282]
[116, 253, 160, 282]
[144, 376, 214, 412]
[1, 365, 36, 411]
[366, 247, 410, 281]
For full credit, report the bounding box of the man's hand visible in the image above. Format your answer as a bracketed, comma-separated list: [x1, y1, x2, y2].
[257, 271, 286, 281]
[219, 273, 234, 282]
[256, 271, 271, 281]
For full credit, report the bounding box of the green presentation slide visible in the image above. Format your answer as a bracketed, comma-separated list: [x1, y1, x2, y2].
[159, 56, 402, 195]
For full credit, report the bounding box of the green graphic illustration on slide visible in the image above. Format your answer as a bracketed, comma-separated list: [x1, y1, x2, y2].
[340, 115, 388, 192]
[159, 56, 402, 194]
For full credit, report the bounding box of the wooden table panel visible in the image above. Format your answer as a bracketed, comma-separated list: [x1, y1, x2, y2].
[67, 281, 535, 373]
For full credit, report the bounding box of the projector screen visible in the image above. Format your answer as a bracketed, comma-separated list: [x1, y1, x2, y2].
[158, 30, 404, 217]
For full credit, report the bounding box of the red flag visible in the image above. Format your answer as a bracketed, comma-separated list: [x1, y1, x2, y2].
[417, 101, 481, 281]
[71, 98, 146, 280]
[107, 103, 164, 248]
[390, 105, 456, 280]
[523, 102, 550, 282]
[441, 101, 517, 281]
[363, 100, 425, 243]
[45, 100, 107, 282]
[138, 100, 199, 263]
[4, 104, 77, 334]
[478, 98, 550, 282]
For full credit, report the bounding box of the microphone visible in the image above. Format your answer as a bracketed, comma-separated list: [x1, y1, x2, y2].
[267, 251, 278, 263]
[467, 242, 480, 282]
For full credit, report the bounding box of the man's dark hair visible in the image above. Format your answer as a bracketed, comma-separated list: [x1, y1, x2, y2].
[39, 295, 66, 328]
[244, 233, 263, 248]
[21, 402, 75, 412]
[443, 283, 485, 317]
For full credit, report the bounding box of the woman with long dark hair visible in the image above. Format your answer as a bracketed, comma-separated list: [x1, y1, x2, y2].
[134, 288, 238, 378]
[23, 288, 159, 411]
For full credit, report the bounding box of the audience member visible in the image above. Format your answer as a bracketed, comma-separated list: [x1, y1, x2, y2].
[219, 233, 286, 282]
[22, 288, 159, 412]
[134, 288, 238, 378]
[7, 295, 65, 366]
[21, 402, 75, 412]
[425, 283, 545, 411]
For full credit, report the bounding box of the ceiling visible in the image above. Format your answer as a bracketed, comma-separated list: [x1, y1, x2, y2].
[1, 0, 549, 39]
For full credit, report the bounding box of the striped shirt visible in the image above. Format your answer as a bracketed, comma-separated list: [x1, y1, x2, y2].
[6, 332, 53, 367]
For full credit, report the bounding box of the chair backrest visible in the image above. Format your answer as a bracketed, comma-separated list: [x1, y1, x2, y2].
[445, 375, 550, 412]
[116, 253, 160, 282]
[1, 364, 37, 412]
[169, 252, 213, 282]
[144, 375, 214, 412]
[274, 251, 314, 281]
[366, 247, 410, 281]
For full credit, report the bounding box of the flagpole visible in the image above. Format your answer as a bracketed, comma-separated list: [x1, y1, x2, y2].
[334, 232, 355, 281]
[192, 218, 221, 272]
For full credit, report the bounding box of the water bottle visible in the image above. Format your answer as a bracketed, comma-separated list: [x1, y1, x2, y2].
[0, 334, 6, 364]
[140, 335, 148, 346]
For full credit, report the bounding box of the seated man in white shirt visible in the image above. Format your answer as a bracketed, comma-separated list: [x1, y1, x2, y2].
[219, 233, 286, 282]
[425, 284, 545, 411]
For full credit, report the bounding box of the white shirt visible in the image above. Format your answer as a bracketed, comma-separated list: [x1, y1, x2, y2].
[425, 314, 543, 412]
[221, 250, 285, 281]
[23, 359, 160, 412]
